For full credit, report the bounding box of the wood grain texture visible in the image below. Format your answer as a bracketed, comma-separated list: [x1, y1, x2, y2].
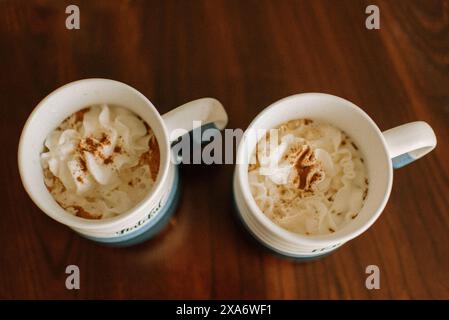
[0, 0, 448, 299]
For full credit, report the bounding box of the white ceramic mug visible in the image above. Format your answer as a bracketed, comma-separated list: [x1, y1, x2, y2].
[233, 93, 436, 259]
[18, 78, 228, 246]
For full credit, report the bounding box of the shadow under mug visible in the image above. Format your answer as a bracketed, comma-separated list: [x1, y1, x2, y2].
[233, 93, 437, 259]
[18, 78, 228, 246]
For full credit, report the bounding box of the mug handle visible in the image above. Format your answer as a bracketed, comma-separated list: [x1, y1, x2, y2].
[382, 121, 437, 169]
[162, 98, 228, 143]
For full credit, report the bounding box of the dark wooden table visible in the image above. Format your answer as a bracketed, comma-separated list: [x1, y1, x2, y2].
[1, 0, 448, 299]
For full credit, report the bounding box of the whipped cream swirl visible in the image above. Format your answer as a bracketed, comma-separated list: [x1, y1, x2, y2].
[248, 119, 368, 236]
[41, 104, 160, 219]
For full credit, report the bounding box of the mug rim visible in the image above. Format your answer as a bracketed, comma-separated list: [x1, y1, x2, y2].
[236, 92, 393, 246]
[18, 78, 171, 230]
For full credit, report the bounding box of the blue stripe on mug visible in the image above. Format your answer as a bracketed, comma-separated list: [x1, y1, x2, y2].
[392, 153, 415, 169]
[82, 166, 181, 247]
[231, 179, 339, 261]
[232, 192, 335, 261]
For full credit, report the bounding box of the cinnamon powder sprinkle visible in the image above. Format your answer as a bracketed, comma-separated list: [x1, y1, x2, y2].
[77, 134, 114, 163]
[71, 205, 100, 219]
[363, 189, 368, 200]
[294, 145, 324, 191]
[78, 157, 87, 172]
[100, 133, 110, 144]
[84, 137, 99, 153]
[103, 156, 113, 165]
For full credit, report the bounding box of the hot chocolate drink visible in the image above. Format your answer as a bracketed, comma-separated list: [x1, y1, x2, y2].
[41, 104, 160, 219]
[248, 119, 368, 236]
